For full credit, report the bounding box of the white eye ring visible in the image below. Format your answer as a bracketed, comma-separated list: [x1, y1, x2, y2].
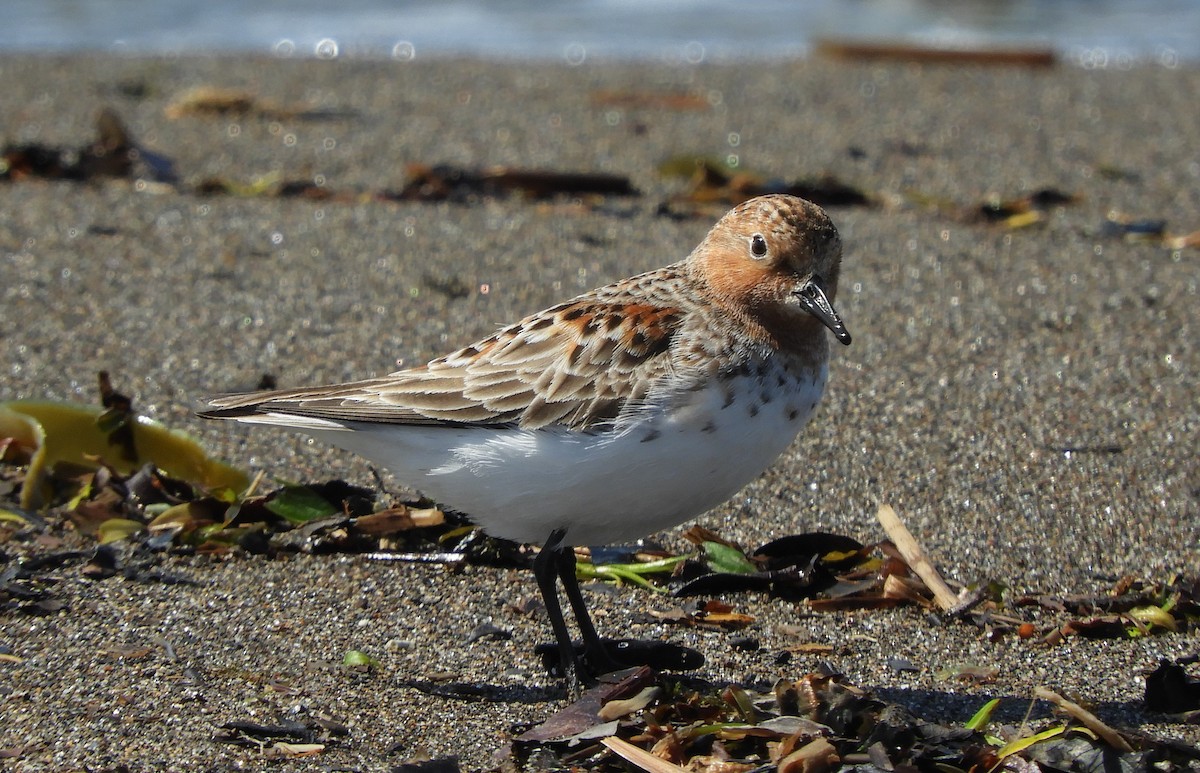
[749, 233, 768, 258]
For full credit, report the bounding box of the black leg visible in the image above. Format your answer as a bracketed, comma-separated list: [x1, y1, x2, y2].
[556, 546, 623, 676]
[534, 529, 582, 683]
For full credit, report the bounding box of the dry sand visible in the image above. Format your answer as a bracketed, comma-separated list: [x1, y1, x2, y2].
[1, 54, 1197, 770]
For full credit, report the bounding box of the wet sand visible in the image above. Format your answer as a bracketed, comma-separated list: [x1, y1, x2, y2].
[1, 54, 1198, 770]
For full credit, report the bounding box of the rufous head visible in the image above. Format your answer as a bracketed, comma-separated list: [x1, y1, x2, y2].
[689, 194, 851, 347]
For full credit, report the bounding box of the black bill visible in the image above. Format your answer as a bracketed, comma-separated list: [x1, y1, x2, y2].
[795, 276, 852, 346]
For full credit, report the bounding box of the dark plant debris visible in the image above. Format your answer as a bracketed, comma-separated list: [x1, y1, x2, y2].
[509, 666, 1199, 771]
[1144, 656, 1200, 718]
[390, 163, 639, 202]
[1, 107, 176, 183]
[1102, 213, 1200, 249]
[2, 105, 633, 206]
[96, 370, 138, 464]
[213, 711, 347, 760]
[658, 155, 875, 215]
[194, 163, 641, 205]
[975, 187, 1079, 225]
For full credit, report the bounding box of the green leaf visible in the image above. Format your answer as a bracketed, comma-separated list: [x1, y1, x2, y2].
[194, 522, 260, 546]
[702, 541, 757, 574]
[342, 650, 379, 667]
[97, 518, 144, 544]
[586, 564, 664, 592]
[265, 485, 338, 524]
[1128, 603, 1178, 632]
[964, 698, 1000, 730]
[196, 522, 233, 542]
[148, 500, 224, 537]
[723, 684, 759, 723]
[995, 724, 1067, 760]
[576, 554, 688, 593]
[0, 509, 35, 526]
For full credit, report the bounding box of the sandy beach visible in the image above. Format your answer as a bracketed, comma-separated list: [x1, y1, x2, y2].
[1, 54, 1198, 770]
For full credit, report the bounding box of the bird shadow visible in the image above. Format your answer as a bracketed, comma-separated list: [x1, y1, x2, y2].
[396, 677, 564, 704]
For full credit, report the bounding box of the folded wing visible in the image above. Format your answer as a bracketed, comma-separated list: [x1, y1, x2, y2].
[201, 275, 685, 432]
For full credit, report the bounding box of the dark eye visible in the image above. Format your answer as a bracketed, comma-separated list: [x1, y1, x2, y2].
[750, 233, 768, 258]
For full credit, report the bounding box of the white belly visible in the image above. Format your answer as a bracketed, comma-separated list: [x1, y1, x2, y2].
[305, 363, 828, 546]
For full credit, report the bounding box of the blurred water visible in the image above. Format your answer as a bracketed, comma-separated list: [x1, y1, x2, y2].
[1, 0, 1196, 64]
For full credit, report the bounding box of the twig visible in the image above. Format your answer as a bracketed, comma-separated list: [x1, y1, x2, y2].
[875, 503, 960, 611]
[601, 736, 686, 772]
[1033, 686, 1134, 753]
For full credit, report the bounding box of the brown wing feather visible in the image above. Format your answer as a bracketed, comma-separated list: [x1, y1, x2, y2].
[201, 267, 689, 431]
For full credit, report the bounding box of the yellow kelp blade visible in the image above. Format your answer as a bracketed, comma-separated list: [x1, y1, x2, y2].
[0, 400, 248, 510]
